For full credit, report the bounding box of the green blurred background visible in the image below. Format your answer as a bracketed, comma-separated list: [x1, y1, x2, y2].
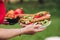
[0, 0, 60, 40]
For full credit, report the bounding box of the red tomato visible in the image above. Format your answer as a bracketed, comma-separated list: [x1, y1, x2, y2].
[14, 8, 24, 15]
[34, 15, 42, 18]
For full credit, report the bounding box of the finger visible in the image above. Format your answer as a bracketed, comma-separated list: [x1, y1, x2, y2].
[34, 28, 46, 32]
[33, 25, 42, 28]
[25, 24, 40, 27]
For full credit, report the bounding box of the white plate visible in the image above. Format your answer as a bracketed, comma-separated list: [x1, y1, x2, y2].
[34, 21, 51, 29]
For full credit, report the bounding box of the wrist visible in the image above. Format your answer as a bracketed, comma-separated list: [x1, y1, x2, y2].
[20, 28, 30, 34]
[19, 28, 26, 34]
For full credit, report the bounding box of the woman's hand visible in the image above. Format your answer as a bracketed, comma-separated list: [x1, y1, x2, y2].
[21, 24, 46, 34]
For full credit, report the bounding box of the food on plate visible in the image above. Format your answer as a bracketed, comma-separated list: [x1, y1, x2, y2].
[19, 11, 51, 28]
[4, 8, 24, 25]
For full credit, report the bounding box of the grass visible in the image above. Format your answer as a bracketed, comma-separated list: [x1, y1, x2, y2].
[0, 1, 60, 40]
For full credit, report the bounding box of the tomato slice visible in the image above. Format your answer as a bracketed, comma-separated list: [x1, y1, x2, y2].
[28, 22, 33, 24]
[34, 15, 42, 18]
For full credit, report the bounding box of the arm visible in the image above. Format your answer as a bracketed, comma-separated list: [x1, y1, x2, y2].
[0, 28, 24, 39]
[0, 24, 45, 39]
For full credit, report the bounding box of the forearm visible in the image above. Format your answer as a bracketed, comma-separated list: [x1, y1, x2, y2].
[0, 28, 24, 39]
